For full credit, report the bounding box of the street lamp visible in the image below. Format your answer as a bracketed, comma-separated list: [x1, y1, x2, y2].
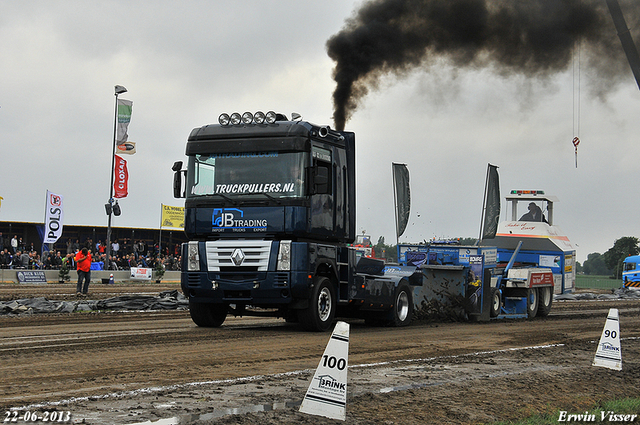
[105, 85, 127, 269]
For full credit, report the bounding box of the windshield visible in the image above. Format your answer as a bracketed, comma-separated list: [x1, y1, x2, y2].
[187, 151, 307, 199]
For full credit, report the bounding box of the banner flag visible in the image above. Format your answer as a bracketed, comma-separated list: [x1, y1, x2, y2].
[116, 98, 133, 145]
[114, 155, 129, 198]
[161, 204, 185, 229]
[392, 163, 410, 239]
[44, 191, 64, 244]
[481, 164, 501, 240]
[116, 141, 136, 155]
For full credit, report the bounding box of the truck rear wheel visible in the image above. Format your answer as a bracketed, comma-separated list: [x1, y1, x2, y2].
[189, 301, 228, 327]
[389, 283, 413, 327]
[298, 277, 335, 332]
[536, 286, 553, 317]
[527, 288, 539, 319]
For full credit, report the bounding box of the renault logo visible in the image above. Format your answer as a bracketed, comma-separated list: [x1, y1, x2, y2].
[231, 248, 245, 266]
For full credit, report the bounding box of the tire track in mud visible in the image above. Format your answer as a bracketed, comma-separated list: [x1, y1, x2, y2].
[1, 299, 638, 411]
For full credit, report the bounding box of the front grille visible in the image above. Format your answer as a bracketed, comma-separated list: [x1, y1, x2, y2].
[205, 240, 272, 272]
[186, 273, 201, 286]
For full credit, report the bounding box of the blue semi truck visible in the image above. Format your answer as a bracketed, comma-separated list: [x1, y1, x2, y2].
[172, 112, 423, 331]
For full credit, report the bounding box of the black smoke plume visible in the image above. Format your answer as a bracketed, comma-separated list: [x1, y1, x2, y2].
[327, 0, 637, 131]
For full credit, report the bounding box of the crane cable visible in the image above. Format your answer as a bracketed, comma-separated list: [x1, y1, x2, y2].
[572, 40, 581, 168]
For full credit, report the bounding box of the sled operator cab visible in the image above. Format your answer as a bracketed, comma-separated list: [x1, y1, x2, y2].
[481, 190, 576, 295]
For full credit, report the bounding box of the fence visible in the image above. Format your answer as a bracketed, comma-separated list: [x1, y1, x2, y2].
[575, 274, 621, 290]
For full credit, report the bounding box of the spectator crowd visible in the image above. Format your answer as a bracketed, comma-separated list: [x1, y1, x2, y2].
[0, 233, 182, 272]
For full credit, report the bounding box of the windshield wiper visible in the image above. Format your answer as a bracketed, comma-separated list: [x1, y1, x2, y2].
[209, 193, 237, 205]
[235, 192, 282, 204]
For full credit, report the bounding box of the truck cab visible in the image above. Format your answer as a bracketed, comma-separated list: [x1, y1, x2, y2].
[622, 255, 640, 288]
[173, 112, 419, 331]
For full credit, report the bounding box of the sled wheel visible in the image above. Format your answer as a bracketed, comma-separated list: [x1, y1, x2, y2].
[298, 276, 336, 332]
[536, 286, 553, 317]
[189, 301, 228, 327]
[527, 288, 539, 319]
[490, 287, 501, 318]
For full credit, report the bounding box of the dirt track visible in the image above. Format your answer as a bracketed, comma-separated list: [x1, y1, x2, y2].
[1, 284, 639, 424]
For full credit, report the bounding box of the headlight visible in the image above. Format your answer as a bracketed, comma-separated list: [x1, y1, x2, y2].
[265, 111, 277, 124]
[277, 240, 292, 271]
[187, 241, 200, 271]
[241, 112, 253, 124]
[230, 112, 242, 125]
[218, 113, 230, 126]
[254, 111, 266, 124]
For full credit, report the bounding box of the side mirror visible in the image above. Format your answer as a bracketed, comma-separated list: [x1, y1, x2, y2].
[172, 162, 186, 198]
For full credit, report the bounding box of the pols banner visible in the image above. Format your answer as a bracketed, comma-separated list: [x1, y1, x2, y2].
[114, 155, 129, 198]
[44, 190, 64, 243]
[161, 204, 185, 229]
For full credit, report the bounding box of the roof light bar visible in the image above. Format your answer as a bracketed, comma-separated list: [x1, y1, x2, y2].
[510, 190, 545, 195]
[217, 110, 279, 126]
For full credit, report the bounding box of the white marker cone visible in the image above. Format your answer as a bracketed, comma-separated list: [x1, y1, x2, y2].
[299, 321, 350, 421]
[592, 308, 622, 371]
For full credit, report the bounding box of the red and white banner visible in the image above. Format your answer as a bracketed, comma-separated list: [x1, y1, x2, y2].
[114, 155, 129, 198]
[130, 267, 152, 281]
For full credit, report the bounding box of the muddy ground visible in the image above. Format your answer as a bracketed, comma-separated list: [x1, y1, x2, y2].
[0, 283, 639, 424]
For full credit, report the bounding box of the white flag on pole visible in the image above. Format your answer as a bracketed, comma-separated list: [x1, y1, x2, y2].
[44, 191, 64, 244]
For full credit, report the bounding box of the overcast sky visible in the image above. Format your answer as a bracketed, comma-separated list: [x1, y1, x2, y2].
[1, 0, 639, 262]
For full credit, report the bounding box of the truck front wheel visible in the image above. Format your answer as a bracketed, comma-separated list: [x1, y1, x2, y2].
[298, 277, 336, 332]
[389, 283, 413, 327]
[189, 301, 228, 327]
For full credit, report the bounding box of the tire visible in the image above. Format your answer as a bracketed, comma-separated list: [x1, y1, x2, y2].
[189, 301, 228, 327]
[527, 288, 539, 319]
[536, 286, 553, 317]
[388, 283, 413, 327]
[490, 287, 501, 318]
[298, 277, 336, 332]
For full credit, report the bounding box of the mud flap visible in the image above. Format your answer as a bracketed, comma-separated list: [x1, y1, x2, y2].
[467, 268, 491, 322]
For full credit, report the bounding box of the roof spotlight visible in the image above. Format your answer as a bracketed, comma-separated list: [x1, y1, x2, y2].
[254, 111, 266, 124]
[218, 113, 230, 126]
[242, 112, 254, 124]
[265, 111, 277, 124]
[230, 112, 242, 125]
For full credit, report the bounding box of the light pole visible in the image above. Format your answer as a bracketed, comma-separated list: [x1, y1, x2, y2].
[105, 85, 127, 269]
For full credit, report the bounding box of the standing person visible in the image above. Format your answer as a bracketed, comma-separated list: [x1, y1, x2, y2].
[11, 235, 18, 254]
[74, 247, 92, 296]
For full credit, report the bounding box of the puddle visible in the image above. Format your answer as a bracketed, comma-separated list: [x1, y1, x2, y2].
[129, 400, 301, 425]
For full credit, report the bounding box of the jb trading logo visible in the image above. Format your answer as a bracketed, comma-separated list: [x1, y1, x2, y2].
[49, 194, 61, 206]
[212, 208, 267, 230]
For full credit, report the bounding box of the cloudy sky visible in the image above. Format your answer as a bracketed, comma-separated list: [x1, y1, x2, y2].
[1, 0, 639, 262]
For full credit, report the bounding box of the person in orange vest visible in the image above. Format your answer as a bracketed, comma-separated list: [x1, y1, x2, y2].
[75, 247, 92, 296]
